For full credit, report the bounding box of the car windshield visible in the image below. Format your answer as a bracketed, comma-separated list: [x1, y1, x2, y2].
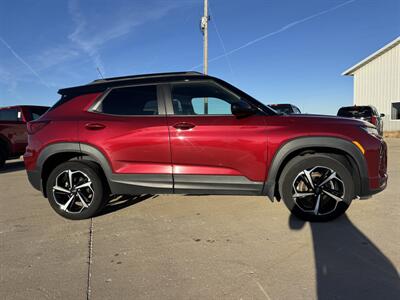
[337, 106, 372, 118]
[29, 107, 49, 120]
[269, 104, 293, 115]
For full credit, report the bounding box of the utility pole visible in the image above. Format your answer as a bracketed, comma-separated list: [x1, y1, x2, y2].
[201, 0, 209, 75]
[201, 0, 209, 113]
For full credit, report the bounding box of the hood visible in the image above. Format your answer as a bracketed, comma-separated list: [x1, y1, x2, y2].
[279, 114, 372, 127]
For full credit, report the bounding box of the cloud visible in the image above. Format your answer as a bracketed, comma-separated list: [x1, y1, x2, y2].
[1, 0, 181, 91]
[191, 0, 356, 70]
[0, 36, 49, 87]
[67, 0, 179, 75]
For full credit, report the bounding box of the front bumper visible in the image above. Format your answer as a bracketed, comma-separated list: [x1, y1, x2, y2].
[360, 139, 388, 198]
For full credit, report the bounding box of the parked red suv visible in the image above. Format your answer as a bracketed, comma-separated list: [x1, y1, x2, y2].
[24, 72, 387, 221]
[0, 105, 49, 168]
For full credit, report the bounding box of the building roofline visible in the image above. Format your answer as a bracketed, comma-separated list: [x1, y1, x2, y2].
[342, 36, 400, 76]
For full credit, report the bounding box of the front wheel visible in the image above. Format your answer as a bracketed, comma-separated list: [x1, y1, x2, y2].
[46, 161, 106, 220]
[279, 154, 355, 222]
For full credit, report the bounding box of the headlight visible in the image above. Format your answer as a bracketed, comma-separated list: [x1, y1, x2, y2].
[361, 126, 379, 137]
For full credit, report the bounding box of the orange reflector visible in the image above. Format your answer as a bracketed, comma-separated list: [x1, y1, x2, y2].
[353, 141, 365, 155]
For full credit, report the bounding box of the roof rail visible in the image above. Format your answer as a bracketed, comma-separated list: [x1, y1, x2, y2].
[91, 71, 203, 84]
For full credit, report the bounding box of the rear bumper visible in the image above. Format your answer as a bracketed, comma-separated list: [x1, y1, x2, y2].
[26, 169, 42, 193]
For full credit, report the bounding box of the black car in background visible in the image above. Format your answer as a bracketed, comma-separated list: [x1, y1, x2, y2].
[269, 103, 301, 114]
[337, 105, 384, 135]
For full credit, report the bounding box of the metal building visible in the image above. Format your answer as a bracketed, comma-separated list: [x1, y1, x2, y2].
[342, 37, 400, 132]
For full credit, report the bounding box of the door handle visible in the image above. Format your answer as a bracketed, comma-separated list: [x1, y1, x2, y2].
[85, 123, 106, 130]
[173, 122, 196, 130]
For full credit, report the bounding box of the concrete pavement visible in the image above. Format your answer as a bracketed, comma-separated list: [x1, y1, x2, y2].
[1, 139, 399, 299]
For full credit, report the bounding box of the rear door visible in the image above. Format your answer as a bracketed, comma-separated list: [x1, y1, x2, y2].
[78, 84, 172, 193]
[164, 80, 268, 195]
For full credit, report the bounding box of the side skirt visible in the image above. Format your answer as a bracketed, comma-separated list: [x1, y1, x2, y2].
[109, 174, 263, 196]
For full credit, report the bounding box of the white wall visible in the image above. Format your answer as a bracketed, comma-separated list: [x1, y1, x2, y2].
[353, 43, 400, 131]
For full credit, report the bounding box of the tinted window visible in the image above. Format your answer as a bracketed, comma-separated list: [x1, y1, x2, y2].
[171, 82, 241, 115]
[337, 106, 372, 118]
[29, 107, 48, 121]
[0, 109, 20, 121]
[97, 85, 158, 115]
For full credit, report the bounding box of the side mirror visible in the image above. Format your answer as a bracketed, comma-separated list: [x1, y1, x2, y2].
[380, 113, 385, 117]
[231, 101, 256, 118]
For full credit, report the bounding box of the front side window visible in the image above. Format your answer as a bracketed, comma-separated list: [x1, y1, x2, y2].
[391, 102, 400, 120]
[0, 109, 20, 121]
[96, 85, 158, 115]
[171, 82, 243, 116]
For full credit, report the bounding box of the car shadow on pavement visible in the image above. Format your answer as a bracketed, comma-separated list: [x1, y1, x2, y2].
[289, 214, 400, 299]
[97, 194, 154, 216]
[0, 161, 25, 174]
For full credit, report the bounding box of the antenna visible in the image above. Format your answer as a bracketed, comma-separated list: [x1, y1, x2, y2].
[96, 67, 104, 79]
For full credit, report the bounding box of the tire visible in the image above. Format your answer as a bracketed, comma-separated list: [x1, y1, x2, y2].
[279, 153, 354, 222]
[46, 161, 107, 220]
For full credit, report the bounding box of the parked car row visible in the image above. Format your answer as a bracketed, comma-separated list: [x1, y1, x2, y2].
[337, 105, 385, 135]
[269, 103, 385, 135]
[0, 105, 49, 168]
[3, 71, 384, 223]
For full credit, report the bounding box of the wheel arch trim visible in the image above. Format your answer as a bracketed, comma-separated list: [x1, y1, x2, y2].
[263, 136, 369, 200]
[36, 142, 113, 195]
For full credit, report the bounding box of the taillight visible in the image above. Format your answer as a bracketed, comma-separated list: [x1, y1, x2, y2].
[27, 121, 50, 134]
[370, 116, 377, 125]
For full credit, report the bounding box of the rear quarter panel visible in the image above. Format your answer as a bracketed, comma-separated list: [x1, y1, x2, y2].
[25, 93, 101, 170]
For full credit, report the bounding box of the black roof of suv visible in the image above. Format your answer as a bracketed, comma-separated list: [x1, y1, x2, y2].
[58, 72, 205, 96]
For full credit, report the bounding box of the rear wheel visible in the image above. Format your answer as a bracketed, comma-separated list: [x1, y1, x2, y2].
[46, 161, 106, 220]
[279, 154, 354, 222]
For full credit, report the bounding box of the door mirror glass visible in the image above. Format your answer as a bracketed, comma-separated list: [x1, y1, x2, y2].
[231, 101, 256, 118]
[380, 113, 385, 117]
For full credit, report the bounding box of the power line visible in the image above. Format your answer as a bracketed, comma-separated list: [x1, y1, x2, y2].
[209, 4, 234, 76]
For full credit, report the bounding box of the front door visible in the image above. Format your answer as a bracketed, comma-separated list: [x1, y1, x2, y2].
[165, 81, 268, 195]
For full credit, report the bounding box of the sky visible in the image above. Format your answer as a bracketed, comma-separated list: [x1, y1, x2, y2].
[0, 0, 399, 114]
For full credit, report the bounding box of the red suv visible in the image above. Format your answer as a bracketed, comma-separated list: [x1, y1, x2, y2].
[24, 72, 387, 221]
[0, 105, 49, 168]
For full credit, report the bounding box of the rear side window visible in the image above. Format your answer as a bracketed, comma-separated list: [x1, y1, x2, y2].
[0, 109, 20, 121]
[96, 85, 158, 115]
